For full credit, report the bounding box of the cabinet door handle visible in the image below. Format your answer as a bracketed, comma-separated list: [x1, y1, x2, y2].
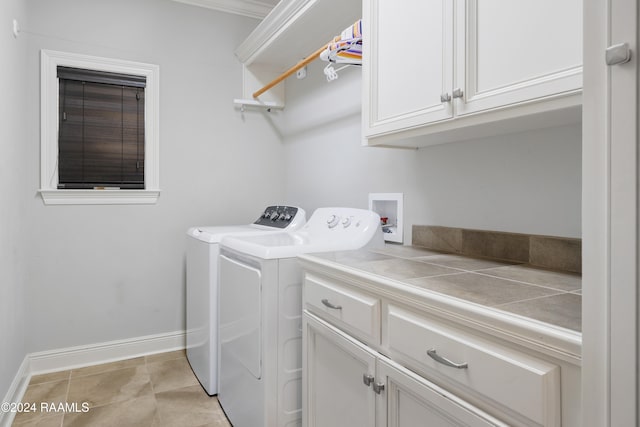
[321, 299, 342, 310]
[363, 374, 374, 387]
[440, 92, 451, 103]
[427, 349, 468, 369]
[452, 88, 464, 99]
[606, 42, 632, 66]
[373, 382, 385, 394]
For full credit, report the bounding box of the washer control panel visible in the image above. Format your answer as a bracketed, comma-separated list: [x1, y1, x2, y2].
[254, 206, 301, 229]
[303, 207, 381, 234]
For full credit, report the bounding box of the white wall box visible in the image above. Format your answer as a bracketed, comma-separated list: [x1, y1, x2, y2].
[300, 260, 582, 426]
[362, 0, 583, 148]
[368, 193, 403, 243]
[234, 0, 361, 107]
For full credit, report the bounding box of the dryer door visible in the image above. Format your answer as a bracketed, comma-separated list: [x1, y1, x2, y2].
[219, 254, 262, 379]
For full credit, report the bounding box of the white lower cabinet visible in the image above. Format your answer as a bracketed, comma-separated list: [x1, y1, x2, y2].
[377, 357, 504, 427]
[301, 270, 576, 426]
[303, 313, 504, 427]
[303, 314, 376, 427]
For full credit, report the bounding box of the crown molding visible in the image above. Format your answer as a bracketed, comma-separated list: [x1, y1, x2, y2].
[234, 0, 317, 64]
[171, 0, 274, 19]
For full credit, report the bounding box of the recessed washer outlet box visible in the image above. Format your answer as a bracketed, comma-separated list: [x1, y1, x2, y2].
[369, 193, 403, 243]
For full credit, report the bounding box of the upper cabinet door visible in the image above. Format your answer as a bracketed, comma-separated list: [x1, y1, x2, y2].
[363, 0, 454, 137]
[455, 0, 583, 116]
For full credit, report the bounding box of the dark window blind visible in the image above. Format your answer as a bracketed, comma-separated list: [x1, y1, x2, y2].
[57, 67, 146, 190]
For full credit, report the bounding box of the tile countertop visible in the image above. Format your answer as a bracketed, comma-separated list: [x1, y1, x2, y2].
[300, 244, 582, 360]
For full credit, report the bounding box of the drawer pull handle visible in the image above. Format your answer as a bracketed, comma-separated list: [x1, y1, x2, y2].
[321, 299, 342, 310]
[427, 349, 468, 369]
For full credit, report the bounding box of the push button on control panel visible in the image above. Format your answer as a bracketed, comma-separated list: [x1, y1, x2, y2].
[254, 206, 300, 228]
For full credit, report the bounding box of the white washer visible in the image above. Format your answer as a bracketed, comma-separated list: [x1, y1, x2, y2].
[186, 206, 306, 395]
[218, 207, 383, 426]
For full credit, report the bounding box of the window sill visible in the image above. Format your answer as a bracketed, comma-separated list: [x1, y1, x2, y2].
[39, 189, 161, 205]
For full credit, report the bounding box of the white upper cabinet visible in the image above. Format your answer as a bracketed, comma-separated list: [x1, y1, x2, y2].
[364, 0, 454, 133]
[456, 0, 582, 116]
[363, 0, 583, 148]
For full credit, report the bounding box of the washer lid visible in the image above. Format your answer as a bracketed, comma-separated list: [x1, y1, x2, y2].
[187, 225, 260, 243]
[186, 205, 307, 243]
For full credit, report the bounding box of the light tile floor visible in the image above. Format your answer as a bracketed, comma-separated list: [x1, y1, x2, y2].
[11, 351, 231, 427]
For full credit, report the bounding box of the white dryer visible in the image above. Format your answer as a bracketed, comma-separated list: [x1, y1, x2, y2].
[218, 207, 383, 426]
[185, 206, 306, 395]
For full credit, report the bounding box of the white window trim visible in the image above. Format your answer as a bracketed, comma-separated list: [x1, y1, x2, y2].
[40, 50, 160, 205]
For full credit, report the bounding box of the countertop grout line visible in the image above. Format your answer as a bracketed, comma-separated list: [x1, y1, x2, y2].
[491, 291, 569, 309]
[400, 263, 578, 294]
[472, 270, 581, 293]
[402, 271, 470, 282]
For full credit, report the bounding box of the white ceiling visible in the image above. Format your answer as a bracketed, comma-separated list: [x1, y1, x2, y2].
[171, 0, 279, 19]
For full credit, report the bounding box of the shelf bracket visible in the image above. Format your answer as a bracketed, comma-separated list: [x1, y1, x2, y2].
[233, 98, 284, 112]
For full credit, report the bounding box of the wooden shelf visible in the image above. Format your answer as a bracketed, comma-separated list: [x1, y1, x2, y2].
[234, 0, 361, 105]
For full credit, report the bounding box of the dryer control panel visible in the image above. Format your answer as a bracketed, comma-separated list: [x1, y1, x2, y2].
[254, 206, 302, 228]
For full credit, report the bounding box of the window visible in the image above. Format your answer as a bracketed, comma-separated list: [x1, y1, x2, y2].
[57, 67, 146, 190]
[40, 50, 159, 205]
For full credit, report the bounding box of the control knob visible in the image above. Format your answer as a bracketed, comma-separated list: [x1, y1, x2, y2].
[278, 213, 286, 221]
[262, 211, 270, 218]
[342, 217, 351, 228]
[284, 213, 292, 221]
[327, 214, 340, 229]
[270, 211, 279, 221]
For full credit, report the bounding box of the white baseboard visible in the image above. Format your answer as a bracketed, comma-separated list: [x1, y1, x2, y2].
[0, 330, 186, 426]
[0, 356, 30, 427]
[29, 330, 186, 375]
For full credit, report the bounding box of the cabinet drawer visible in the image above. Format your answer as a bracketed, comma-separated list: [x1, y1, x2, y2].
[387, 305, 560, 426]
[304, 275, 380, 344]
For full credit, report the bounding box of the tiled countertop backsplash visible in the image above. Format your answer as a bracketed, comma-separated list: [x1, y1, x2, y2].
[412, 225, 581, 273]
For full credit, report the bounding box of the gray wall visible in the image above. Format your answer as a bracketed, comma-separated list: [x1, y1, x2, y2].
[22, 0, 283, 353]
[414, 124, 581, 237]
[279, 60, 582, 240]
[0, 0, 29, 402]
